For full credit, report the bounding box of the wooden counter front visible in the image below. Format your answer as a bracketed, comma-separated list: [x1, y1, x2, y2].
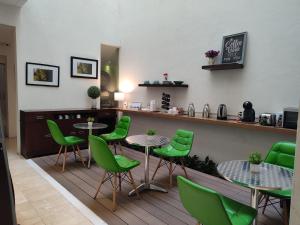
[117, 108, 296, 136]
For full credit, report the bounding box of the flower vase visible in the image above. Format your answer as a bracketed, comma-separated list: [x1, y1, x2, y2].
[91, 99, 97, 109]
[208, 57, 215, 65]
[88, 122, 93, 128]
[250, 163, 260, 173]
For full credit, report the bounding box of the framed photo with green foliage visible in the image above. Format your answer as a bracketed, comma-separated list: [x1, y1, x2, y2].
[26, 62, 60, 87]
[71, 56, 98, 79]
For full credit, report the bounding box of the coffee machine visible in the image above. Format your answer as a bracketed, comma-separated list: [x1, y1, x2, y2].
[242, 101, 255, 122]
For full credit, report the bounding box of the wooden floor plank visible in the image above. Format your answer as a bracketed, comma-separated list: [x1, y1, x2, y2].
[33, 147, 284, 225]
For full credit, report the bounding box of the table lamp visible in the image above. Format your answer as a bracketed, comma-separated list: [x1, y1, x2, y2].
[114, 92, 126, 108]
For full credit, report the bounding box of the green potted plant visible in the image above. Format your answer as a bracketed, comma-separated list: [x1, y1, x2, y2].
[87, 117, 95, 127]
[248, 152, 262, 173]
[87, 86, 100, 109]
[146, 129, 156, 141]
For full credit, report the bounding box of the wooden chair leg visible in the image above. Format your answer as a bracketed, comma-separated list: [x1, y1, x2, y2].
[119, 173, 122, 192]
[94, 171, 107, 199]
[283, 199, 290, 225]
[113, 143, 117, 154]
[128, 170, 140, 199]
[72, 145, 77, 161]
[112, 174, 117, 211]
[169, 158, 173, 187]
[55, 145, 63, 165]
[151, 157, 163, 180]
[118, 141, 125, 155]
[180, 158, 188, 178]
[76, 145, 85, 167]
[62, 146, 68, 172]
[262, 195, 269, 214]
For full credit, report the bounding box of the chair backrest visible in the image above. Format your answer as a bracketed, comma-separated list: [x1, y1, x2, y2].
[170, 129, 194, 152]
[89, 135, 120, 173]
[264, 141, 296, 169]
[47, 120, 67, 145]
[177, 176, 232, 225]
[114, 116, 131, 137]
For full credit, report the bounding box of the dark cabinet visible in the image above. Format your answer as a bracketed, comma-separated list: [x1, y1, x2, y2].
[20, 109, 116, 158]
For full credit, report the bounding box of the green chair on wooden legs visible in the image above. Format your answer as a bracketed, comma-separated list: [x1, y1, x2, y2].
[47, 120, 85, 172]
[260, 141, 295, 225]
[152, 129, 194, 187]
[100, 115, 131, 155]
[177, 176, 257, 225]
[89, 135, 140, 211]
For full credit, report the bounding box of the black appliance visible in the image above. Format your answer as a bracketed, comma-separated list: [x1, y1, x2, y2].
[283, 107, 298, 129]
[259, 113, 277, 126]
[217, 104, 227, 120]
[242, 101, 255, 122]
[0, 106, 17, 225]
[161, 92, 170, 110]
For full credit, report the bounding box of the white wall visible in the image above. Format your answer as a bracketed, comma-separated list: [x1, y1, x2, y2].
[118, 0, 300, 115]
[16, 0, 121, 110]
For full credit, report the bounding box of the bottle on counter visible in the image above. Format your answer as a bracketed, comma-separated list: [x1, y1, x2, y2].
[188, 103, 195, 117]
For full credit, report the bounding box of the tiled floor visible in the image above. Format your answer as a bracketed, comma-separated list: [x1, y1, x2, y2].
[6, 138, 96, 225]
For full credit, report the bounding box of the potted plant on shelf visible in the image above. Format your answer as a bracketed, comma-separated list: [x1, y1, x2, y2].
[87, 86, 100, 109]
[87, 117, 95, 127]
[248, 152, 262, 173]
[205, 50, 220, 65]
[146, 129, 156, 141]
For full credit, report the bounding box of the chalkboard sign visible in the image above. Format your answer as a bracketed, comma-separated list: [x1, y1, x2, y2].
[221, 32, 247, 64]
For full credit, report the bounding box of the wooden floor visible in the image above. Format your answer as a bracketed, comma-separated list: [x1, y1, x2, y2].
[33, 147, 284, 225]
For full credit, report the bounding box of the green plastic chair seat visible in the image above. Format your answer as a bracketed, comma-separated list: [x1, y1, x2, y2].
[177, 176, 257, 225]
[100, 116, 131, 142]
[222, 196, 257, 225]
[153, 129, 194, 158]
[64, 136, 85, 146]
[153, 145, 189, 157]
[261, 189, 291, 199]
[262, 141, 296, 199]
[101, 132, 125, 142]
[115, 155, 140, 172]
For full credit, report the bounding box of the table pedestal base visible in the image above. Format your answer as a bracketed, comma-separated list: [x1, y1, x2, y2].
[128, 183, 168, 196]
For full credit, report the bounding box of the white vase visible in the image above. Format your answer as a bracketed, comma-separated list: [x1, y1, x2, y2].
[91, 99, 97, 109]
[250, 163, 260, 173]
[208, 57, 215, 65]
[88, 122, 93, 127]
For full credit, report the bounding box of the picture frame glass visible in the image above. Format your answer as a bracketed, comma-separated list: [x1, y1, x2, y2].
[26, 63, 59, 87]
[71, 57, 98, 79]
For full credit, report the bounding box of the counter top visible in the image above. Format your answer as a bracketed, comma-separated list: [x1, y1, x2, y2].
[117, 108, 296, 136]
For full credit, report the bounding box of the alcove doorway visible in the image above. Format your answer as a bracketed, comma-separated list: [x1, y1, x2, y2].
[100, 44, 119, 108]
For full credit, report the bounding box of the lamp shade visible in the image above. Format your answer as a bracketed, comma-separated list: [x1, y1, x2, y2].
[114, 92, 125, 101]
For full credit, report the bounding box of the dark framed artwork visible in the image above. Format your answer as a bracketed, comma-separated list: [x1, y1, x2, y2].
[26, 62, 60, 87]
[221, 32, 247, 64]
[71, 56, 98, 79]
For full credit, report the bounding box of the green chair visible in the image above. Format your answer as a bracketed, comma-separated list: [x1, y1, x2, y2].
[89, 135, 140, 211]
[47, 120, 85, 172]
[100, 116, 131, 155]
[152, 129, 194, 187]
[260, 141, 296, 225]
[177, 176, 257, 225]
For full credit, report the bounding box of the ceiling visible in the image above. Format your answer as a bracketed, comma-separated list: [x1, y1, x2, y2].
[0, 0, 27, 7]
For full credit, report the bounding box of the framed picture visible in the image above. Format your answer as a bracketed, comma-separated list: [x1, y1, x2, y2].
[71, 56, 98, 79]
[26, 62, 60, 87]
[221, 32, 247, 64]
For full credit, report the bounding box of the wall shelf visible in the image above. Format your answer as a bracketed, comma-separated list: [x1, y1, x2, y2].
[202, 63, 243, 71]
[138, 83, 188, 88]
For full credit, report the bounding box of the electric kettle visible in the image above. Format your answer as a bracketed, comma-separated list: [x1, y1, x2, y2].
[217, 104, 227, 120]
[202, 104, 210, 118]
